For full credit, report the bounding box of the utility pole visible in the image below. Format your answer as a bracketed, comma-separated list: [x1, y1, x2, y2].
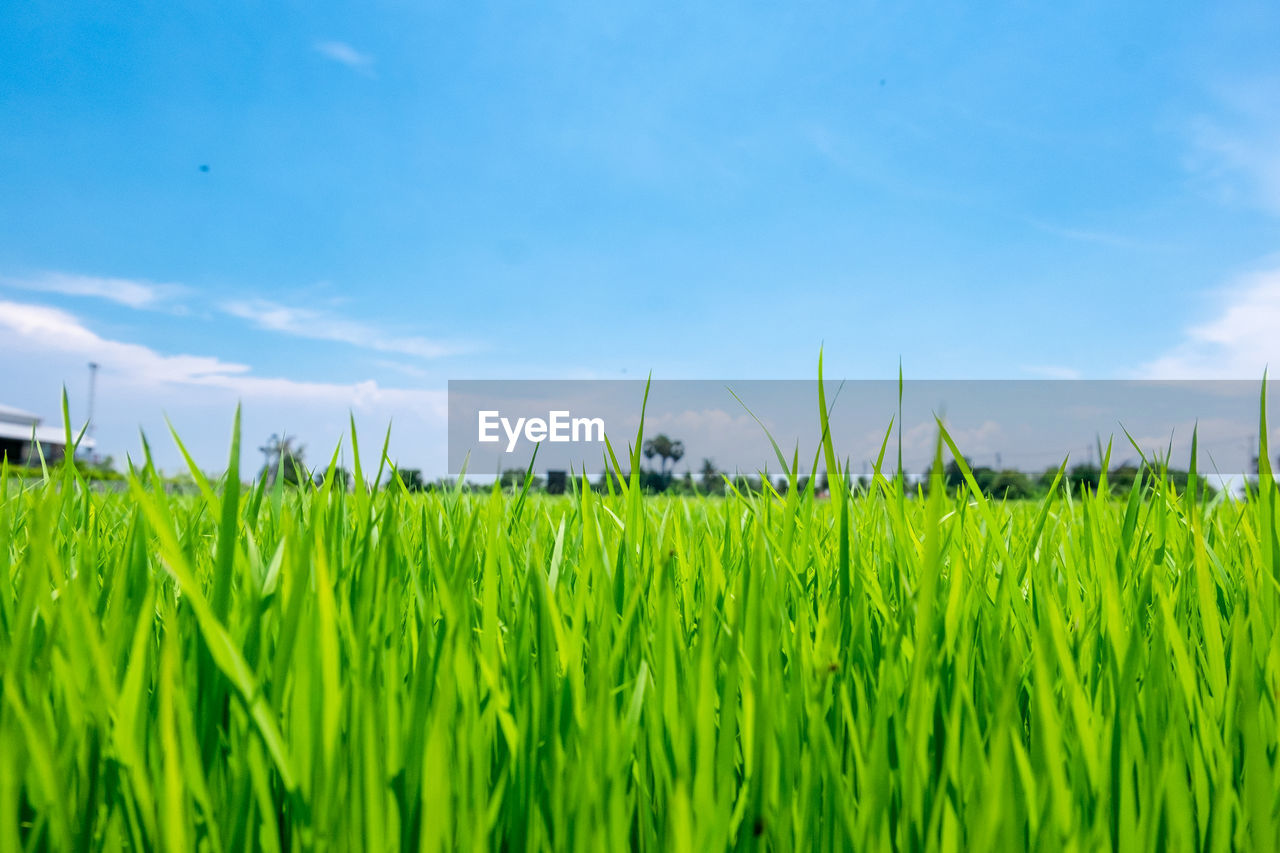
[86, 362, 99, 463]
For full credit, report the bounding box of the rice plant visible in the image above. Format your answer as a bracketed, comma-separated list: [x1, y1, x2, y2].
[2, 378, 1278, 851]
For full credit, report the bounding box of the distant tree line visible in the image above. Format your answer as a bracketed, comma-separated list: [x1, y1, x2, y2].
[243, 431, 1272, 501]
[920, 457, 1219, 500]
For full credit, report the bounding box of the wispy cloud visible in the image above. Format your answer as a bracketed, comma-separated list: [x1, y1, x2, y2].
[0, 271, 186, 311]
[1187, 79, 1280, 214]
[1144, 83, 1280, 379]
[313, 40, 375, 74]
[0, 297, 448, 471]
[1, 298, 434, 404]
[1028, 221, 1168, 252]
[221, 298, 471, 359]
[371, 359, 430, 378]
[1139, 266, 1280, 378]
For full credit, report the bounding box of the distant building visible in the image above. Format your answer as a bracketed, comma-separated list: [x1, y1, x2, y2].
[0, 404, 95, 466]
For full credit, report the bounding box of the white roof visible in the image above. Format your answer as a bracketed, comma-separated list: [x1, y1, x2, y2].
[0, 419, 95, 449]
[0, 404, 40, 426]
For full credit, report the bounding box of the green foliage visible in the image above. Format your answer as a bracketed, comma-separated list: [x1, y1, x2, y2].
[929, 457, 1036, 500]
[699, 457, 722, 494]
[985, 467, 1034, 499]
[257, 433, 307, 486]
[1, 396, 1279, 850]
[392, 467, 426, 493]
[498, 468, 542, 491]
[1067, 462, 1102, 495]
[2, 458, 124, 482]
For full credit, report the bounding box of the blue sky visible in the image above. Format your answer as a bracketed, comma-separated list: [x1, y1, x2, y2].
[3, 1, 1280, 473]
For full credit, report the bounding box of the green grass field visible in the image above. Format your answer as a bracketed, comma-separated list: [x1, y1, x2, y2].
[3, 384, 1280, 851]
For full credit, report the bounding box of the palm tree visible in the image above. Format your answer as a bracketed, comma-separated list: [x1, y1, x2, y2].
[668, 440, 684, 479]
[642, 434, 671, 474]
[642, 434, 687, 481]
[643, 439, 658, 469]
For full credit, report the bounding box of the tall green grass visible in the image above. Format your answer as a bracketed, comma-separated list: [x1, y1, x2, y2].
[2, 383, 1279, 850]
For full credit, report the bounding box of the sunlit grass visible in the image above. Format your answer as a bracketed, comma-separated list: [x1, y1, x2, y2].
[2, 377, 1279, 850]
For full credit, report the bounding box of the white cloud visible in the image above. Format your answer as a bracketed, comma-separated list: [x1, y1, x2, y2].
[1, 272, 473, 360]
[0, 271, 185, 310]
[1154, 81, 1280, 380]
[1139, 267, 1280, 379]
[221, 298, 470, 359]
[313, 41, 375, 72]
[0, 299, 447, 474]
[899, 419, 1004, 457]
[3, 299, 249, 386]
[1123, 416, 1263, 467]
